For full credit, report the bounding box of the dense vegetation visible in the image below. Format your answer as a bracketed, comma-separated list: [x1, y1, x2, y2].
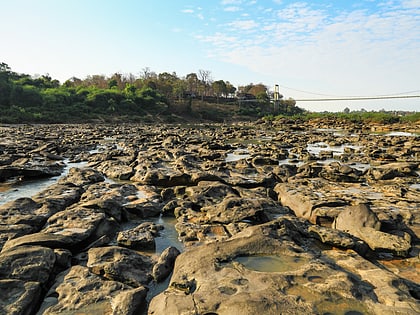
[0, 63, 305, 123]
[0, 62, 417, 124]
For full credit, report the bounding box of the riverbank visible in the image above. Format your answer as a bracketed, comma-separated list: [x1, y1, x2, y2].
[0, 120, 419, 314]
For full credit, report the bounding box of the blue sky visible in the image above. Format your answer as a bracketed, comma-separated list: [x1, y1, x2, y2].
[1, 0, 419, 112]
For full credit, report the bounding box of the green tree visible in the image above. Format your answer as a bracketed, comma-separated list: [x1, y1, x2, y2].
[0, 62, 12, 106]
[185, 73, 199, 97]
[212, 80, 227, 103]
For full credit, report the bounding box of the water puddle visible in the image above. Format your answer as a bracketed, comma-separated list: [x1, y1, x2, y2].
[383, 131, 419, 137]
[225, 150, 250, 162]
[222, 254, 310, 273]
[0, 160, 87, 205]
[307, 142, 360, 157]
[410, 183, 420, 190]
[154, 216, 184, 254]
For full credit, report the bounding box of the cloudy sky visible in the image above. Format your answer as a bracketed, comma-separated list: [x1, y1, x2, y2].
[1, 0, 419, 111]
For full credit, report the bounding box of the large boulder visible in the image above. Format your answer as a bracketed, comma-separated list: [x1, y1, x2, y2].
[0, 280, 41, 315]
[57, 167, 104, 187]
[0, 245, 55, 284]
[38, 265, 147, 315]
[369, 162, 419, 180]
[275, 182, 347, 224]
[333, 203, 381, 232]
[149, 217, 396, 315]
[87, 246, 154, 287]
[333, 204, 412, 256]
[117, 222, 162, 250]
[2, 206, 117, 252]
[152, 246, 181, 282]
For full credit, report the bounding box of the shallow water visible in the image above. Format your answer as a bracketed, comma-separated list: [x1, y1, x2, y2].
[0, 160, 87, 206]
[225, 149, 251, 162]
[307, 142, 361, 157]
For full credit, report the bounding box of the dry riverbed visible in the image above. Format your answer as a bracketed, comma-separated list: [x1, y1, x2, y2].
[0, 119, 419, 314]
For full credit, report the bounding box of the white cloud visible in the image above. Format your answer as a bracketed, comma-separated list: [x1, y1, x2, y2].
[181, 9, 194, 14]
[224, 6, 241, 12]
[221, 0, 242, 5]
[228, 19, 259, 30]
[400, 0, 420, 8]
[195, 1, 420, 110]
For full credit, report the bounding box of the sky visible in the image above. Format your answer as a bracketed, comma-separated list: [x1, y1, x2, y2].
[1, 0, 419, 112]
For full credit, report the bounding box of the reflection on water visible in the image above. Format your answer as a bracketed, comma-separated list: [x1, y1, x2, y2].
[225, 150, 251, 162]
[155, 216, 184, 254]
[384, 131, 419, 137]
[0, 161, 87, 206]
[307, 142, 361, 157]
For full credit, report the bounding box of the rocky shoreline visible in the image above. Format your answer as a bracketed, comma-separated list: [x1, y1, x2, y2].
[0, 119, 419, 314]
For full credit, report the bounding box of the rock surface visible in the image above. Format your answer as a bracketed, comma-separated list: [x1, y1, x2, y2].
[0, 121, 418, 314]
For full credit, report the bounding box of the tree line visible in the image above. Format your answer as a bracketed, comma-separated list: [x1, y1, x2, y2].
[0, 62, 303, 123]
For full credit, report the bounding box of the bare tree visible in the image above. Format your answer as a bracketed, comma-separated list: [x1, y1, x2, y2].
[198, 69, 212, 99]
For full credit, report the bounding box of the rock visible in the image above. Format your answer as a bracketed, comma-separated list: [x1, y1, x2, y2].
[275, 182, 347, 224]
[333, 204, 412, 256]
[200, 196, 270, 224]
[0, 279, 42, 315]
[87, 246, 154, 287]
[58, 167, 104, 186]
[79, 182, 126, 222]
[0, 162, 64, 182]
[320, 162, 364, 182]
[369, 162, 419, 180]
[1, 122, 419, 315]
[96, 159, 134, 180]
[0, 245, 55, 284]
[325, 249, 420, 314]
[123, 186, 163, 219]
[32, 183, 83, 213]
[2, 206, 117, 252]
[333, 203, 381, 232]
[0, 198, 44, 227]
[355, 227, 412, 256]
[152, 246, 181, 282]
[117, 223, 159, 250]
[39, 265, 147, 315]
[42, 206, 117, 248]
[308, 225, 368, 255]
[0, 223, 34, 251]
[149, 218, 382, 315]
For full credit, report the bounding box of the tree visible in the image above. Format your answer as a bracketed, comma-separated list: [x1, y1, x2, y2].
[212, 80, 227, 102]
[247, 83, 268, 99]
[0, 62, 12, 106]
[185, 73, 199, 96]
[344, 107, 350, 114]
[198, 69, 212, 99]
[108, 73, 124, 90]
[225, 81, 236, 97]
[157, 72, 179, 100]
[63, 77, 83, 88]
